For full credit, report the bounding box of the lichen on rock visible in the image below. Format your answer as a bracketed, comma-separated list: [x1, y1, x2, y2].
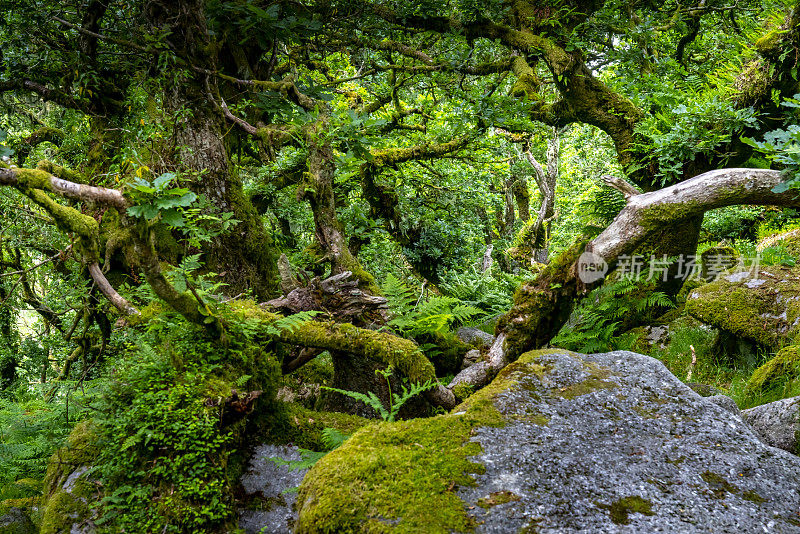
[294, 349, 800, 533]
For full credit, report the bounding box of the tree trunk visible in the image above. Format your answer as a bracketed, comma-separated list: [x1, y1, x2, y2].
[146, 0, 278, 299]
[452, 168, 797, 392]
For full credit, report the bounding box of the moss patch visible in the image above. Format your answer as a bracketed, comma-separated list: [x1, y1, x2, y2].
[39, 421, 101, 534]
[292, 348, 544, 533]
[555, 361, 618, 400]
[295, 413, 492, 533]
[700, 470, 766, 502]
[743, 345, 800, 403]
[598, 496, 654, 525]
[476, 490, 521, 509]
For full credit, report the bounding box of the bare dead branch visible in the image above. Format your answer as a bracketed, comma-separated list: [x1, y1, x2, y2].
[601, 174, 642, 199]
[87, 262, 139, 316]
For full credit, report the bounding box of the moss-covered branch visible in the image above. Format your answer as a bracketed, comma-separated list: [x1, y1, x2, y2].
[228, 301, 456, 408]
[14, 127, 65, 164]
[0, 166, 128, 209]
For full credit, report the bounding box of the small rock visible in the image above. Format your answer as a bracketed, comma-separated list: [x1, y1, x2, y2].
[706, 394, 740, 415]
[238, 444, 309, 534]
[455, 327, 494, 348]
[742, 396, 800, 455]
[0, 507, 36, 534]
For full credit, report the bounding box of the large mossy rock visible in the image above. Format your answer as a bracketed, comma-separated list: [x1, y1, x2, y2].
[295, 349, 800, 533]
[39, 420, 101, 534]
[685, 265, 800, 349]
[744, 344, 800, 402]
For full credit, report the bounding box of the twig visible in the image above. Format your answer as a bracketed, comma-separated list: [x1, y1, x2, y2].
[686, 344, 697, 382]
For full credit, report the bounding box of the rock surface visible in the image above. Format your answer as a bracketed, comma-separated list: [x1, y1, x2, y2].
[296, 349, 800, 533]
[0, 507, 36, 534]
[742, 396, 800, 455]
[705, 394, 740, 415]
[456, 327, 495, 348]
[686, 265, 800, 348]
[238, 444, 308, 534]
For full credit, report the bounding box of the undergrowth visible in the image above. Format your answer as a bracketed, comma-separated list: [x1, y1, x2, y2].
[553, 276, 674, 353]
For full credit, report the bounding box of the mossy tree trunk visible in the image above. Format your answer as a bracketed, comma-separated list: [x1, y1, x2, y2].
[497, 168, 795, 360]
[145, 0, 278, 299]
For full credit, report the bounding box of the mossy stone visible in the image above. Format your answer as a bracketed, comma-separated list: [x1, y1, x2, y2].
[700, 246, 740, 281]
[40, 421, 101, 534]
[744, 345, 800, 400]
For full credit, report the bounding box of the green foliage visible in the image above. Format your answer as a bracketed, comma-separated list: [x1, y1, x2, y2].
[383, 274, 482, 337]
[126, 172, 197, 227]
[323, 366, 437, 423]
[0, 128, 14, 159]
[0, 397, 81, 492]
[741, 94, 800, 191]
[579, 186, 627, 236]
[634, 96, 759, 186]
[439, 268, 526, 319]
[90, 310, 281, 533]
[553, 276, 674, 353]
[701, 206, 763, 242]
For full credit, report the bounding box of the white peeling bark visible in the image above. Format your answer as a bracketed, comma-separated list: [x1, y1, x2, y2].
[588, 168, 789, 263]
[447, 333, 507, 393]
[0, 166, 128, 208]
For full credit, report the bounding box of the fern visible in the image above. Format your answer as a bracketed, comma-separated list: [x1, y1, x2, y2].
[323, 367, 437, 423]
[552, 274, 675, 353]
[383, 275, 483, 337]
[0, 397, 79, 489]
[264, 310, 322, 336]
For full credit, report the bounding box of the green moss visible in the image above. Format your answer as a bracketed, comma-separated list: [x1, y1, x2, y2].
[12, 168, 53, 190]
[744, 345, 800, 400]
[497, 241, 586, 359]
[476, 490, 521, 509]
[700, 470, 765, 502]
[755, 29, 783, 54]
[700, 470, 739, 498]
[451, 383, 475, 402]
[685, 273, 792, 349]
[700, 246, 740, 281]
[295, 411, 495, 533]
[36, 160, 86, 184]
[598, 496, 654, 525]
[228, 300, 438, 385]
[292, 349, 560, 532]
[40, 421, 101, 534]
[24, 188, 99, 259]
[553, 361, 618, 400]
[741, 490, 767, 503]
